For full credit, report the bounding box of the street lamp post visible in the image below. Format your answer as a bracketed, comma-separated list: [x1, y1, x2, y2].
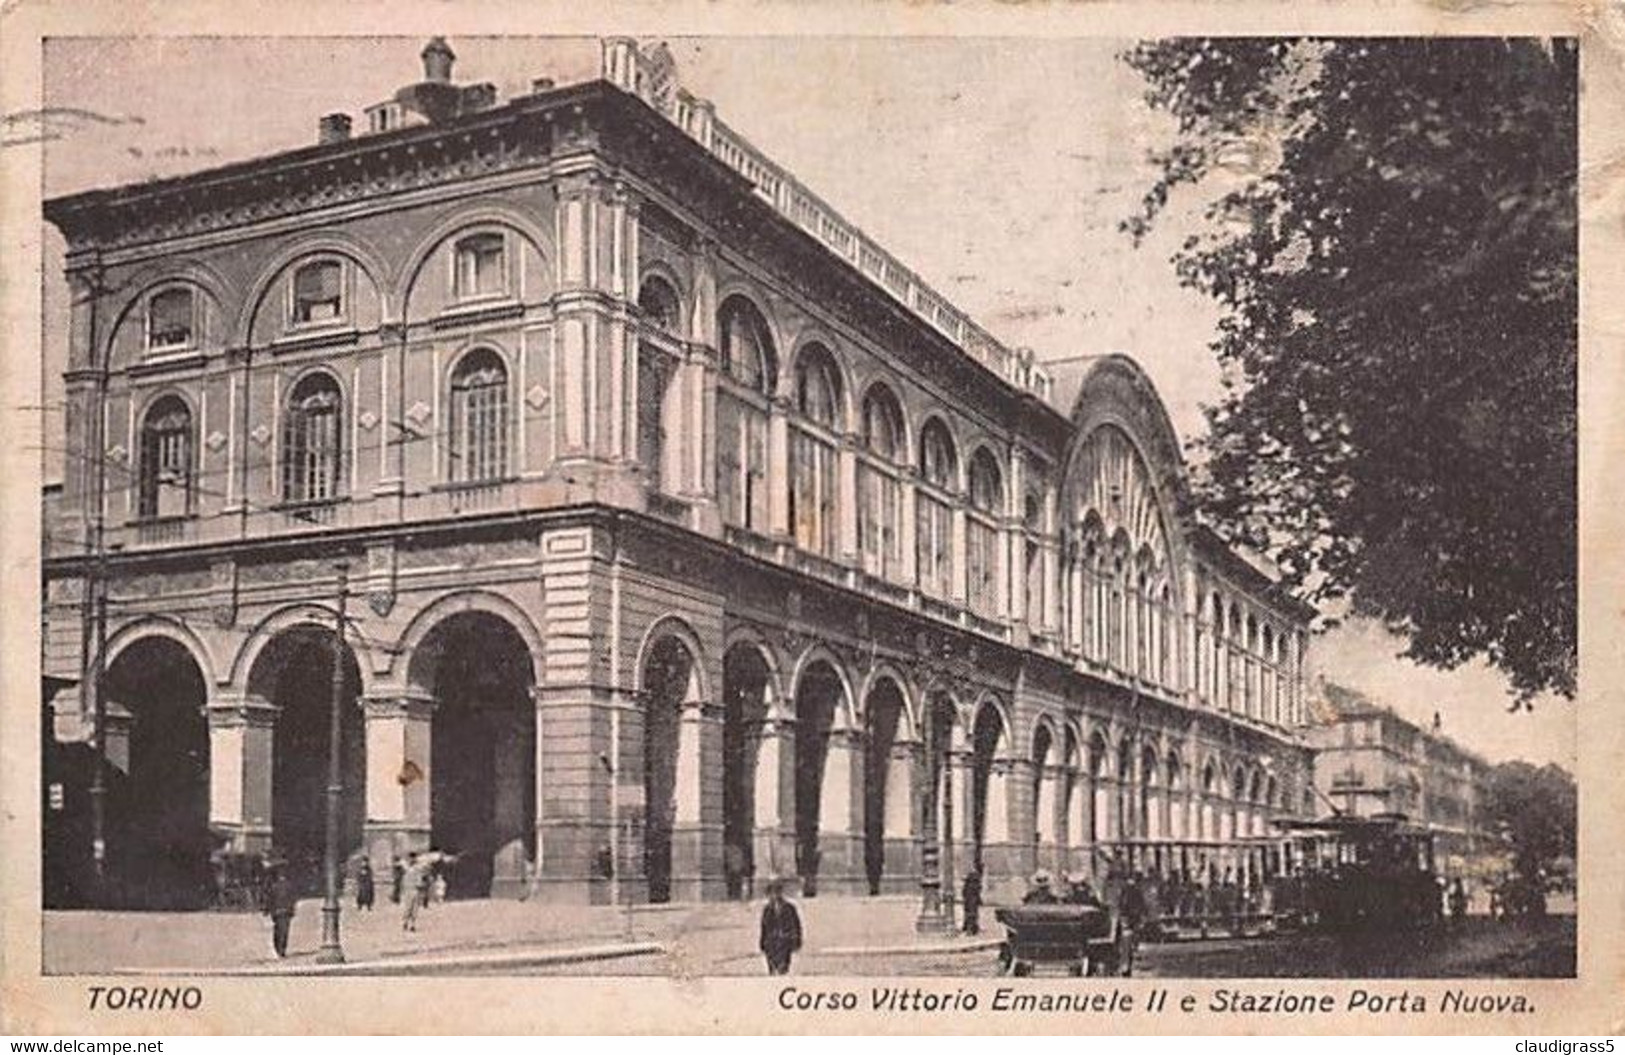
[316, 562, 350, 965]
[916, 702, 953, 935]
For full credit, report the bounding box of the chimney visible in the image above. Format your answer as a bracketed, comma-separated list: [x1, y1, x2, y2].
[422, 36, 456, 84]
[531, 77, 556, 94]
[318, 113, 352, 144]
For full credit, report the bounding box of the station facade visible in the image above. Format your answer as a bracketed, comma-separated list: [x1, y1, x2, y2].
[42, 39, 1315, 907]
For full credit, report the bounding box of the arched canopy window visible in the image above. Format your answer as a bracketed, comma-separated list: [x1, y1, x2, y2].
[448, 347, 510, 483]
[138, 395, 192, 519]
[790, 345, 842, 556]
[916, 418, 958, 600]
[858, 384, 905, 579]
[638, 276, 681, 333]
[716, 296, 774, 532]
[966, 448, 1004, 618]
[145, 287, 195, 351]
[719, 296, 776, 393]
[291, 259, 345, 325]
[282, 372, 343, 503]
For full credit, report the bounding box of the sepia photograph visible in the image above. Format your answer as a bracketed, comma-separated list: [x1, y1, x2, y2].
[3, 2, 1618, 1036]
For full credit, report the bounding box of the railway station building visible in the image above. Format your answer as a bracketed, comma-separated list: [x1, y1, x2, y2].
[42, 38, 1316, 907]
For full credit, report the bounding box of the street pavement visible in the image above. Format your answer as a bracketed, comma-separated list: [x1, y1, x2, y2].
[43, 893, 995, 976]
[44, 897, 1574, 979]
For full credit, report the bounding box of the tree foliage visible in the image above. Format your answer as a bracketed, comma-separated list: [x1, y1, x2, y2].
[1483, 761, 1576, 881]
[1123, 39, 1577, 704]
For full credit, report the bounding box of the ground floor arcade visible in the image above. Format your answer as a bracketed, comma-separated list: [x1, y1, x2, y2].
[46, 518, 1312, 908]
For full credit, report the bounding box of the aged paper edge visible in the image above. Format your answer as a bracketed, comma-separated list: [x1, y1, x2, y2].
[1, 0, 1620, 1036]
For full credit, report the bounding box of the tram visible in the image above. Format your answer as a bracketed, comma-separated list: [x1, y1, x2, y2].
[1270, 813, 1442, 933]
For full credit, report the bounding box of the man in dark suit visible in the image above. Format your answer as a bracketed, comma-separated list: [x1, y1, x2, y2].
[263, 861, 297, 958]
[758, 878, 803, 975]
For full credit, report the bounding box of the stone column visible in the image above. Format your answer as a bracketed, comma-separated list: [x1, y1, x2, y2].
[361, 692, 434, 867]
[817, 725, 864, 894]
[671, 697, 719, 901]
[207, 694, 278, 854]
[950, 503, 968, 605]
[768, 398, 791, 539]
[837, 433, 859, 565]
[752, 714, 797, 883]
[1067, 772, 1089, 873]
[1035, 762, 1060, 871]
[884, 737, 920, 890]
[981, 755, 1013, 879]
[899, 468, 919, 586]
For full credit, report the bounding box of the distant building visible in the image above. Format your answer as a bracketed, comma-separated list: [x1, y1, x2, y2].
[1304, 682, 1498, 877]
[42, 38, 1315, 908]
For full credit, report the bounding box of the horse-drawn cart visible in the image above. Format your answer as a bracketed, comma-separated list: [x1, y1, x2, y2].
[994, 904, 1125, 976]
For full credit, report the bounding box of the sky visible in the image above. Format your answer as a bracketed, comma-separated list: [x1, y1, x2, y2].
[35, 35, 1575, 768]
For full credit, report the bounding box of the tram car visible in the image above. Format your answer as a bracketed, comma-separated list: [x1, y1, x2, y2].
[1270, 813, 1442, 933]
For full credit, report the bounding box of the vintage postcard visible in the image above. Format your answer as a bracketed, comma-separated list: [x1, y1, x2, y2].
[1, 0, 1620, 1036]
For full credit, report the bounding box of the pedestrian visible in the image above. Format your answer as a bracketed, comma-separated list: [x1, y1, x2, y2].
[758, 878, 803, 975]
[1449, 878, 1469, 924]
[390, 854, 404, 905]
[355, 858, 375, 911]
[1065, 872, 1105, 910]
[264, 861, 297, 958]
[961, 869, 983, 935]
[400, 852, 425, 932]
[1023, 869, 1058, 905]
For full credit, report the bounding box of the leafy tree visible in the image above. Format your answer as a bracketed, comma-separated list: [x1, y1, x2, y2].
[1483, 761, 1576, 889]
[1123, 39, 1577, 704]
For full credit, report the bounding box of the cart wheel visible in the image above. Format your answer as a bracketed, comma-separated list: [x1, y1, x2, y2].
[1013, 962, 1034, 978]
[1069, 962, 1085, 977]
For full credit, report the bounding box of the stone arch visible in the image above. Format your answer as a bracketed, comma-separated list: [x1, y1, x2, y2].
[101, 614, 219, 688]
[714, 283, 786, 370]
[638, 619, 705, 903]
[722, 625, 786, 710]
[241, 616, 368, 894]
[393, 202, 552, 313]
[634, 615, 710, 701]
[790, 649, 854, 892]
[787, 643, 857, 730]
[104, 262, 232, 368]
[785, 332, 856, 429]
[637, 263, 688, 336]
[861, 669, 914, 894]
[97, 630, 213, 909]
[397, 589, 544, 689]
[720, 633, 780, 898]
[234, 229, 391, 344]
[916, 412, 966, 494]
[400, 599, 539, 898]
[857, 661, 918, 739]
[857, 376, 913, 462]
[231, 601, 378, 696]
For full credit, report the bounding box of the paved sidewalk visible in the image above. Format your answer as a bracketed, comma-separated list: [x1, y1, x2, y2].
[44, 894, 997, 975]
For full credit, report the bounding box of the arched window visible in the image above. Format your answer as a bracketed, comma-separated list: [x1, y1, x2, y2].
[789, 345, 841, 556]
[282, 372, 343, 503]
[966, 448, 1004, 618]
[291, 260, 344, 325]
[138, 395, 192, 519]
[716, 297, 774, 532]
[1226, 603, 1243, 711]
[639, 276, 681, 333]
[915, 418, 958, 600]
[448, 348, 509, 483]
[858, 384, 904, 579]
